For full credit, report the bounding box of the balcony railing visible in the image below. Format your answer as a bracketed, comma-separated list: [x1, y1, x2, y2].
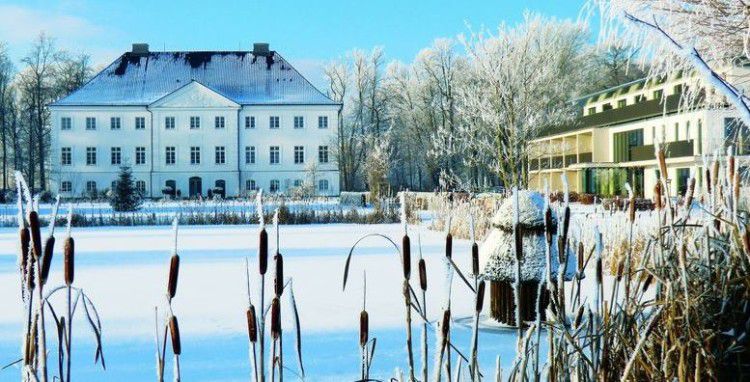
[529, 152, 594, 172]
[579, 152, 593, 163]
[630, 140, 694, 161]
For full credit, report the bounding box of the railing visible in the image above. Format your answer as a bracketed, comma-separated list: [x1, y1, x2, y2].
[630, 140, 694, 161]
[565, 155, 577, 166]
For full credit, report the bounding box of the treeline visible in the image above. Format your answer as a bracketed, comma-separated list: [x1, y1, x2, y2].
[325, 14, 646, 193]
[0, 33, 93, 195]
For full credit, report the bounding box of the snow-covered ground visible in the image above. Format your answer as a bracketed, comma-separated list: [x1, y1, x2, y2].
[0, 223, 524, 381]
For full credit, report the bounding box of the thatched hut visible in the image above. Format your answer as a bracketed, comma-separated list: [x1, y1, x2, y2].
[479, 190, 575, 326]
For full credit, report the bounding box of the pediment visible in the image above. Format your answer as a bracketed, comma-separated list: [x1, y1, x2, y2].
[150, 81, 239, 109]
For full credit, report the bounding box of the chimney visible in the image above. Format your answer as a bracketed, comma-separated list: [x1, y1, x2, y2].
[131, 43, 149, 55]
[253, 43, 270, 56]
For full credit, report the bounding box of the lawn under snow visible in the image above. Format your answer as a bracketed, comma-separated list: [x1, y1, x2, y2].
[0, 220, 615, 381]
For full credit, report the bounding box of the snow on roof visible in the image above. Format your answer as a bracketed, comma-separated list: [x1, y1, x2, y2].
[51, 51, 339, 107]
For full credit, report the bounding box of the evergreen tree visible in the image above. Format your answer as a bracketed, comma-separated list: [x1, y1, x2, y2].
[110, 165, 142, 212]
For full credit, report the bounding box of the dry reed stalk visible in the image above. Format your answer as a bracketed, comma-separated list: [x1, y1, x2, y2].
[470, 280, 486, 380]
[270, 297, 281, 382]
[360, 309, 369, 379]
[403, 279, 416, 382]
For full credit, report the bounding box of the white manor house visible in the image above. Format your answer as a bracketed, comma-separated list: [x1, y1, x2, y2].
[50, 43, 341, 198]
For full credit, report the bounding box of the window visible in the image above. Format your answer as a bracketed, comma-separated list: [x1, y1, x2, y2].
[135, 117, 146, 130]
[294, 146, 304, 164]
[136, 147, 146, 165]
[135, 180, 146, 194]
[165, 117, 175, 129]
[215, 116, 225, 129]
[61, 117, 72, 130]
[86, 117, 96, 130]
[165, 147, 176, 165]
[318, 145, 329, 163]
[86, 181, 97, 193]
[617, 99, 627, 108]
[269, 116, 280, 129]
[294, 116, 304, 129]
[587, 107, 596, 115]
[61, 147, 71, 166]
[293, 179, 303, 188]
[245, 116, 255, 129]
[190, 116, 200, 129]
[318, 179, 329, 192]
[215, 146, 226, 164]
[110, 117, 121, 130]
[635, 94, 646, 103]
[246, 179, 257, 191]
[245, 146, 256, 164]
[674, 84, 683, 95]
[269, 146, 280, 164]
[86, 147, 96, 165]
[111, 147, 121, 165]
[318, 116, 328, 129]
[60, 181, 72, 192]
[653, 89, 663, 99]
[270, 179, 280, 193]
[190, 146, 201, 164]
[602, 103, 612, 111]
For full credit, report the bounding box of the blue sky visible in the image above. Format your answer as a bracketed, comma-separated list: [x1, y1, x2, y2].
[0, 0, 589, 87]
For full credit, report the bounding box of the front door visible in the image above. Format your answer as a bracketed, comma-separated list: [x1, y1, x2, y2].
[189, 176, 202, 198]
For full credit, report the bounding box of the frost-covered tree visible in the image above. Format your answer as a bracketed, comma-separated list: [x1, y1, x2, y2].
[457, 14, 589, 188]
[596, 0, 750, 126]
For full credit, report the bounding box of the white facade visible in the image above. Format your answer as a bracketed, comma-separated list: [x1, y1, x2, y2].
[49, 47, 341, 198]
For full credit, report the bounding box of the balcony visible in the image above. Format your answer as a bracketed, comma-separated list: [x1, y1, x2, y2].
[629, 140, 694, 161]
[579, 152, 593, 163]
[565, 155, 577, 166]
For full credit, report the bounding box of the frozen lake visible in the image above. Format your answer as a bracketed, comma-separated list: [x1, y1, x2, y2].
[0, 223, 526, 381]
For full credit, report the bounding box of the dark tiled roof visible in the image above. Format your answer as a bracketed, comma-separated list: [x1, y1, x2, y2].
[52, 51, 338, 106]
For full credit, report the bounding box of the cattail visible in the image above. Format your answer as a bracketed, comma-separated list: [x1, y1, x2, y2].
[577, 242, 584, 273]
[657, 147, 668, 180]
[475, 280, 486, 313]
[728, 152, 736, 181]
[544, 207, 553, 245]
[574, 305, 585, 328]
[418, 258, 427, 291]
[705, 167, 712, 195]
[616, 257, 625, 281]
[472, 243, 479, 276]
[169, 315, 181, 355]
[359, 310, 369, 348]
[40, 236, 55, 285]
[596, 255, 603, 286]
[28, 211, 42, 260]
[733, 172, 740, 208]
[685, 177, 696, 209]
[167, 254, 180, 299]
[64, 236, 74, 286]
[270, 297, 281, 339]
[628, 195, 636, 223]
[19, 227, 30, 275]
[246, 305, 258, 342]
[445, 233, 453, 259]
[643, 273, 654, 292]
[259, 228, 268, 275]
[742, 228, 750, 257]
[274, 253, 284, 297]
[441, 309, 451, 340]
[653, 182, 663, 210]
[402, 235, 411, 280]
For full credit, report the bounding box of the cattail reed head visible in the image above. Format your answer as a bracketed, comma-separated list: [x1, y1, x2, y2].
[595, 256, 602, 286]
[685, 177, 696, 209]
[40, 236, 55, 285]
[733, 172, 740, 206]
[628, 197, 636, 223]
[742, 228, 750, 257]
[728, 152, 736, 181]
[445, 233, 453, 259]
[28, 211, 42, 260]
[642, 273, 654, 292]
[19, 227, 29, 268]
[574, 305, 585, 328]
[167, 254, 180, 300]
[359, 310, 369, 348]
[402, 235, 411, 280]
[616, 257, 625, 281]
[418, 258, 427, 291]
[657, 146, 668, 180]
[475, 280, 486, 313]
[259, 228, 268, 275]
[64, 236, 74, 286]
[246, 305, 258, 343]
[544, 207, 553, 245]
[705, 167, 712, 195]
[472, 243, 479, 276]
[169, 315, 181, 355]
[577, 242, 584, 273]
[441, 309, 451, 340]
[274, 253, 284, 297]
[653, 182, 663, 210]
[271, 297, 281, 339]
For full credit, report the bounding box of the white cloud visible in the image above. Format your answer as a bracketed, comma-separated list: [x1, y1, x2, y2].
[0, 4, 104, 44]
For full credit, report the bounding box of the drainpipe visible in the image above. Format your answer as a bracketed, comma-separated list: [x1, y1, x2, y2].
[237, 107, 241, 197]
[148, 107, 154, 198]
